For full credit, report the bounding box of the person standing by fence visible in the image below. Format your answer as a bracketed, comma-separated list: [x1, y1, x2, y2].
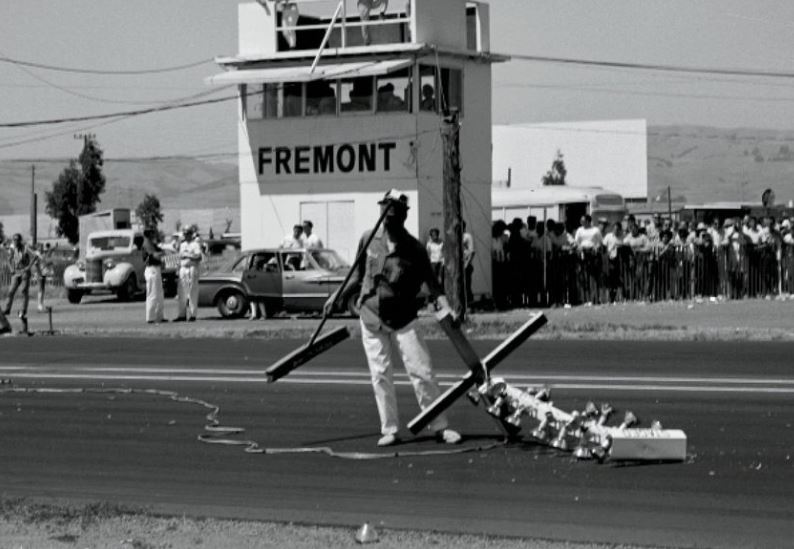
[574, 215, 603, 305]
[603, 221, 626, 302]
[426, 228, 444, 289]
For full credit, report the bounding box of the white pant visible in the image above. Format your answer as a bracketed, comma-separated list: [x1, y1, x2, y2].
[177, 265, 199, 319]
[144, 266, 164, 322]
[360, 319, 448, 435]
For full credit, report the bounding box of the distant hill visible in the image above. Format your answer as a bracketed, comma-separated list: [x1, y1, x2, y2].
[647, 125, 794, 206]
[2, 125, 794, 216]
[0, 157, 237, 215]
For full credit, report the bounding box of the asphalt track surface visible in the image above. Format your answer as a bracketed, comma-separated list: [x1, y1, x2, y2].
[0, 337, 792, 549]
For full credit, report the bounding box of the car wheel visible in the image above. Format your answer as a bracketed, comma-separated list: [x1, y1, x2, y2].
[117, 275, 138, 302]
[67, 289, 83, 304]
[216, 290, 248, 318]
[346, 292, 361, 317]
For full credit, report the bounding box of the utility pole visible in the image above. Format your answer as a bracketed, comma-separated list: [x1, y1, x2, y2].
[442, 110, 465, 320]
[30, 165, 37, 247]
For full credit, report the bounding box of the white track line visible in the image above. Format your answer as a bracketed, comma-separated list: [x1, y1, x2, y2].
[0, 365, 792, 386]
[3, 372, 794, 394]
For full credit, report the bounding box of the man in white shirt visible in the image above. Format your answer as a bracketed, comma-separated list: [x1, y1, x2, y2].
[280, 225, 303, 249]
[174, 226, 203, 322]
[574, 215, 603, 251]
[462, 221, 475, 306]
[300, 220, 324, 250]
[426, 227, 444, 287]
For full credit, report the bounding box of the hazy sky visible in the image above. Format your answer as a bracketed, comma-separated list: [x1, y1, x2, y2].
[1, 0, 794, 160]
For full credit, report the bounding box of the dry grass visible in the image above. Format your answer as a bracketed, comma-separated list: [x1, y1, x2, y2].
[0, 499, 664, 549]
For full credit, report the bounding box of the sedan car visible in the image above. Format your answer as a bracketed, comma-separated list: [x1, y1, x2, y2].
[198, 248, 360, 318]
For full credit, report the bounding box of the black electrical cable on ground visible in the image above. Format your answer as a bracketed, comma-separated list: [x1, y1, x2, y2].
[0, 385, 506, 460]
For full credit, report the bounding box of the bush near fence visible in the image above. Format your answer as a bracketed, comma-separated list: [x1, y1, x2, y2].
[493, 242, 794, 308]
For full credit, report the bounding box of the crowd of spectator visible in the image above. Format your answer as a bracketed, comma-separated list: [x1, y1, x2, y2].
[490, 212, 794, 309]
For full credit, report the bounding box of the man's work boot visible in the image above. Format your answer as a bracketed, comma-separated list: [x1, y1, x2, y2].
[376, 433, 400, 447]
[436, 429, 462, 445]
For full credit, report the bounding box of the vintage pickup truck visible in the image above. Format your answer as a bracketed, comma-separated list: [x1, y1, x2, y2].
[63, 229, 179, 304]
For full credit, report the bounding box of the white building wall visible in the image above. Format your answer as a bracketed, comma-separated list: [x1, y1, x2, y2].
[238, 113, 422, 261]
[492, 119, 648, 200]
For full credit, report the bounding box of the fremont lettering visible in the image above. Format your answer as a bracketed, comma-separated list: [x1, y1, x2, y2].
[258, 142, 396, 175]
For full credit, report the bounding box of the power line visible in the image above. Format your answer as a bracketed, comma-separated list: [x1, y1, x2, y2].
[495, 81, 794, 103]
[2, 48, 236, 107]
[502, 52, 794, 80]
[0, 55, 213, 75]
[0, 92, 238, 128]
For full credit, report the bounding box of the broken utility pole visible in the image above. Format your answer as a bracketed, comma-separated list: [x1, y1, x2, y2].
[442, 110, 465, 320]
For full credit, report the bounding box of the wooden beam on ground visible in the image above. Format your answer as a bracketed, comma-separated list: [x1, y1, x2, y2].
[408, 312, 547, 434]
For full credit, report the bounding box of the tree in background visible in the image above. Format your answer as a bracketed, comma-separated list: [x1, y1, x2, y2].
[0, 220, 4, 243]
[44, 137, 107, 244]
[541, 149, 567, 186]
[135, 194, 164, 230]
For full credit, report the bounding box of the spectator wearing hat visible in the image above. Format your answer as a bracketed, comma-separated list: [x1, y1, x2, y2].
[325, 189, 461, 448]
[174, 225, 202, 322]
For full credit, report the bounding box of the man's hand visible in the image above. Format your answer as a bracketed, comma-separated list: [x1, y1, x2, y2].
[435, 295, 452, 315]
[323, 291, 338, 316]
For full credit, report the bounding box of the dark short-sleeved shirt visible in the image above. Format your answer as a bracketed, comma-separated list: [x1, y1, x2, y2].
[351, 227, 440, 331]
[142, 239, 163, 267]
[8, 245, 35, 274]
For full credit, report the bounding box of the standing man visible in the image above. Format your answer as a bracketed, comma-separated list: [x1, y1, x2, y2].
[425, 227, 444, 288]
[301, 220, 324, 250]
[142, 229, 166, 324]
[462, 221, 475, 308]
[3, 233, 38, 334]
[280, 224, 303, 249]
[35, 243, 53, 313]
[174, 226, 202, 322]
[325, 190, 461, 447]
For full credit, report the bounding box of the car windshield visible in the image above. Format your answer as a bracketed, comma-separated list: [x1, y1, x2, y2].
[88, 236, 130, 251]
[310, 250, 349, 271]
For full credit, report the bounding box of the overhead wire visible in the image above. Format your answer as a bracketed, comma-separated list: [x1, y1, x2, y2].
[0, 55, 213, 75]
[501, 52, 794, 80]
